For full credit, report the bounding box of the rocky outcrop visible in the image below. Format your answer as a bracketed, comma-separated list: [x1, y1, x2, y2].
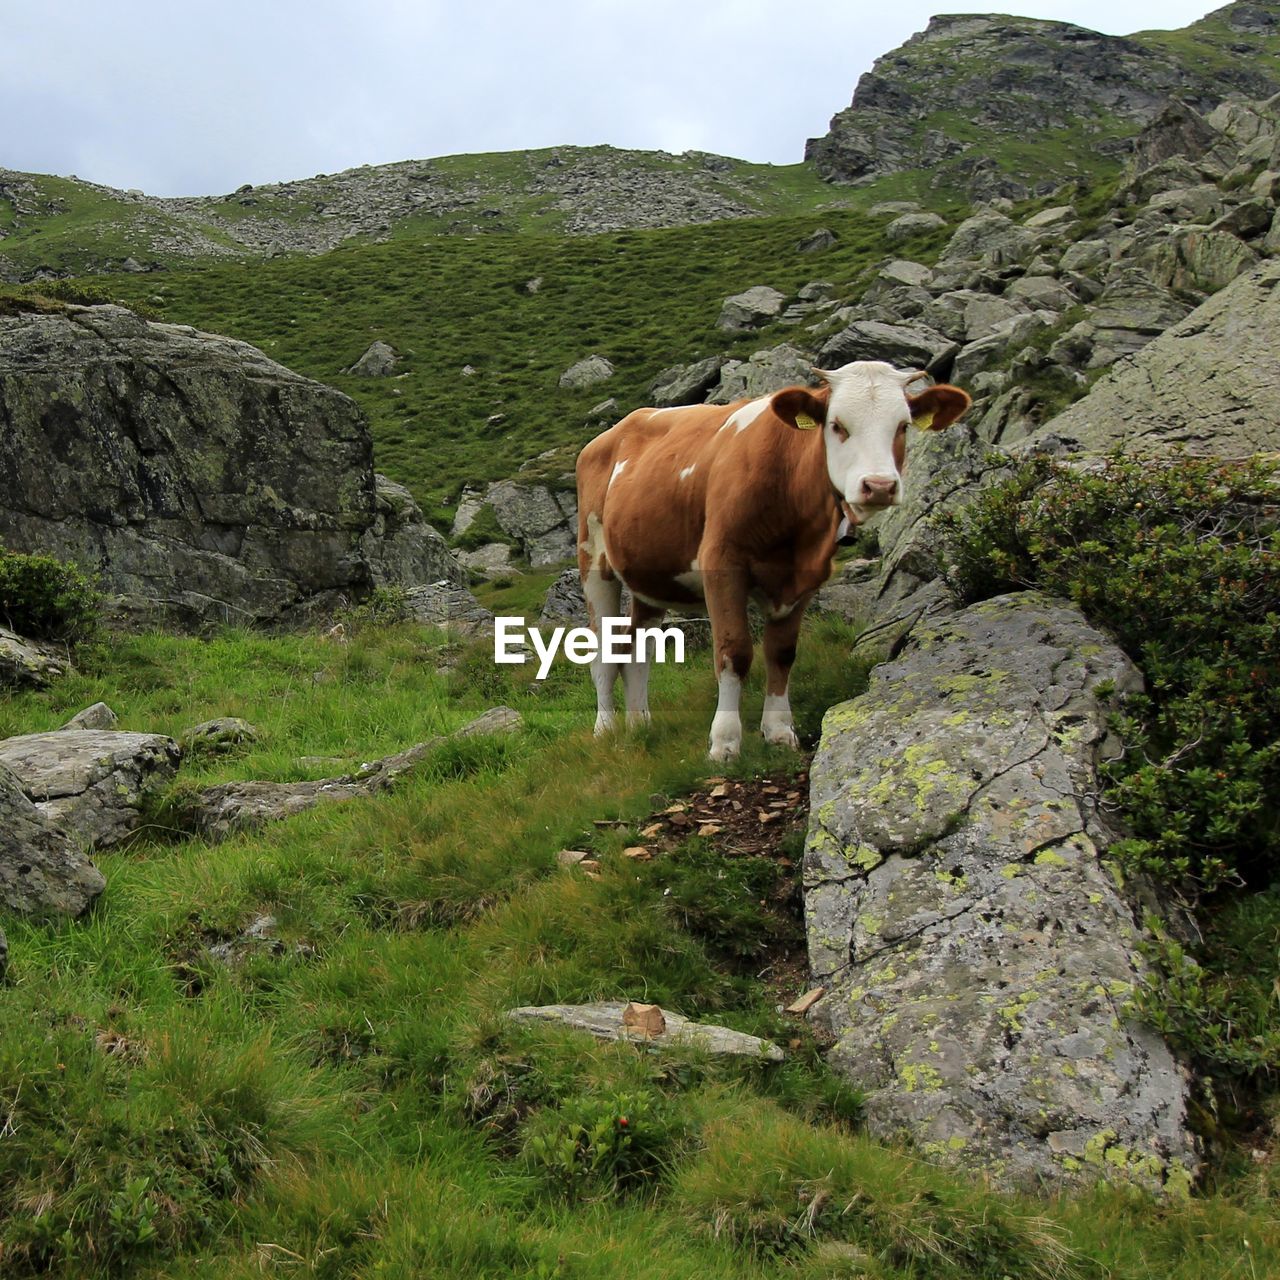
[363, 474, 467, 590]
[59, 702, 118, 731]
[649, 356, 725, 408]
[453, 478, 578, 567]
[805, 8, 1280, 190]
[804, 593, 1199, 1192]
[184, 706, 522, 840]
[0, 304, 466, 627]
[1, 763, 106, 917]
[0, 730, 182, 850]
[707, 344, 818, 404]
[1028, 258, 1280, 457]
[402, 583, 495, 636]
[1, 627, 69, 689]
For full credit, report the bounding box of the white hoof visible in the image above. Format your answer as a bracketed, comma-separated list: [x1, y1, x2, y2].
[763, 725, 800, 750]
[708, 736, 741, 762]
[594, 715, 619, 737]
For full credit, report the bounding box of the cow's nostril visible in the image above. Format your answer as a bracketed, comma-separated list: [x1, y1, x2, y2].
[861, 476, 899, 502]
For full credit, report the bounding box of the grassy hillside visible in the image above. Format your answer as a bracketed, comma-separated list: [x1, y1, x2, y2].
[1, 613, 1277, 1278]
[91, 204, 957, 523]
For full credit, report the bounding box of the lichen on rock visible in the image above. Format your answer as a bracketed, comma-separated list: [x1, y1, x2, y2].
[804, 592, 1199, 1192]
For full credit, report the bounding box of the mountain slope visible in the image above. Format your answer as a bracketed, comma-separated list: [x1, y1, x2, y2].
[0, 147, 850, 281]
[805, 1, 1280, 195]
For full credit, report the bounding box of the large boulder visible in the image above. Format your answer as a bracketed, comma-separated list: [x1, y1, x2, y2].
[1, 627, 69, 689]
[1, 763, 106, 917]
[819, 320, 958, 376]
[0, 303, 462, 627]
[0, 730, 181, 850]
[804, 593, 1199, 1192]
[1032, 259, 1280, 457]
[939, 212, 1036, 267]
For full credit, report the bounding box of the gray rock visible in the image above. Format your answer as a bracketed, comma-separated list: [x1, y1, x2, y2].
[402, 583, 495, 636]
[1033, 259, 1280, 458]
[1078, 270, 1193, 369]
[951, 312, 1055, 386]
[797, 280, 836, 301]
[805, 593, 1198, 1192]
[450, 487, 485, 538]
[1144, 184, 1224, 225]
[506, 1001, 783, 1061]
[485, 479, 577, 566]
[819, 320, 957, 376]
[343, 340, 399, 376]
[585, 397, 618, 423]
[1059, 240, 1109, 274]
[0, 730, 181, 851]
[58, 702, 118, 731]
[717, 286, 787, 331]
[186, 706, 523, 840]
[885, 212, 946, 244]
[1004, 276, 1075, 312]
[363, 473, 467, 590]
[0, 627, 69, 689]
[0, 304, 427, 628]
[1130, 99, 1233, 175]
[182, 717, 258, 752]
[457, 543, 516, 576]
[1210, 199, 1274, 239]
[558, 355, 615, 389]
[649, 356, 725, 408]
[708, 344, 817, 404]
[868, 201, 921, 218]
[1024, 205, 1076, 229]
[1139, 227, 1259, 296]
[939, 212, 1036, 267]
[0, 763, 106, 917]
[877, 261, 933, 289]
[796, 228, 837, 253]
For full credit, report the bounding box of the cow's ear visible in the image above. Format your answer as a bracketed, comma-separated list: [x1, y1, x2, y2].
[908, 384, 971, 432]
[772, 385, 830, 431]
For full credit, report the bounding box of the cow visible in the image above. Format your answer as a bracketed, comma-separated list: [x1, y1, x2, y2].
[574, 360, 971, 759]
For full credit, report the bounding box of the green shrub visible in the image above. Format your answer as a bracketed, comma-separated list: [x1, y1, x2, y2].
[938, 452, 1279, 896]
[523, 1088, 680, 1198]
[0, 547, 100, 643]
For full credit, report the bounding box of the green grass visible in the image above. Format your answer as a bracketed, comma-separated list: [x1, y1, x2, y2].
[2, 614, 1279, 1277]
[91, 204, 962, 521]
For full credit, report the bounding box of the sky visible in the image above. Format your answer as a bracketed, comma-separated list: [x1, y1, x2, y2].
[2, 1, 1227, 197]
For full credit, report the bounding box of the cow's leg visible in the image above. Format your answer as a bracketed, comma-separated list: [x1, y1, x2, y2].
[582, 562, 623, 735]
[761, 602, 808, 749]
[623, 598, 665, 728]
[703, 565, 752, 761]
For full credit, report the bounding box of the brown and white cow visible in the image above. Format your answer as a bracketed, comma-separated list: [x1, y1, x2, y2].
[575, 360, 971, 759]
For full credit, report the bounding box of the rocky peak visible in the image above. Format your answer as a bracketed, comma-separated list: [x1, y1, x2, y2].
[806, 6, 1280, 192]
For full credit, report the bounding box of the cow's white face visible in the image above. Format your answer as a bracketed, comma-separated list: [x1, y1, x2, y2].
[822, 361, 920, 522]
[773, 361, 972, 526]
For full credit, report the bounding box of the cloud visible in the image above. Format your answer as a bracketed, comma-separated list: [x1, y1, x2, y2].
[0, 0, 1224, 195]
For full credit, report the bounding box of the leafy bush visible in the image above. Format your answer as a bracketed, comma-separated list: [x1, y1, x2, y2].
[523, 1089, 680, 1198]
[938, 452, 1279, 897]
[0, 547, 100, 643]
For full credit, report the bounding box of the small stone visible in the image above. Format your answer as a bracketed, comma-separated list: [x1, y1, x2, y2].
[58, 702, 117, 731]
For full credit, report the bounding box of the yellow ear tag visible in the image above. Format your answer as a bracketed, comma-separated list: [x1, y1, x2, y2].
[912, 408, 937, 431]
[794, 412, 820, 430]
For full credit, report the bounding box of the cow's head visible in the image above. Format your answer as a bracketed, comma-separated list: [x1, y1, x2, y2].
[772, 360, 971, 524]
